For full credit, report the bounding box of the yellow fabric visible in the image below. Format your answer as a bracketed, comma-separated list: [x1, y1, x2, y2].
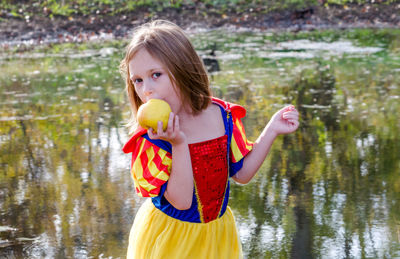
[127, 200, 243, 259]
[131, 138, 172, 197]
[231, 136, 243, 162]
[231, 116, 253, 163]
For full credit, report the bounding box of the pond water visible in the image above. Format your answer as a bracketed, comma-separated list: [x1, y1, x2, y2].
[0, 28, 399, 258]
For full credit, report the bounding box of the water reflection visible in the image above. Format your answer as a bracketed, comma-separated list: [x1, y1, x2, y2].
[1, 28, 399, 258]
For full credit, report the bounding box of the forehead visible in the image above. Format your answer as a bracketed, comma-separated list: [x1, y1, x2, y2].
[128, 48, 164, 76]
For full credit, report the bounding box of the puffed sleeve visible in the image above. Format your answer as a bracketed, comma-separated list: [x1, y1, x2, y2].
[229, 108, 253, 177]
[130, 137, 171, 197]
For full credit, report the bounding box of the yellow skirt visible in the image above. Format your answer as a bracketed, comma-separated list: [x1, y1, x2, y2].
[127, 199, 243, 259]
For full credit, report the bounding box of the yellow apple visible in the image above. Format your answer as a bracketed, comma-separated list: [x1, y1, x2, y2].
[137, 99, 172, 131]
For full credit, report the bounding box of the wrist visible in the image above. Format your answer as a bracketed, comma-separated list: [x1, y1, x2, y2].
[171, 135, 188, 148]
[264, 123, 279, 139]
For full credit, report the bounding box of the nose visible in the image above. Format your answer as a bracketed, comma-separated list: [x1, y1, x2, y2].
[142, 80, 154, 97]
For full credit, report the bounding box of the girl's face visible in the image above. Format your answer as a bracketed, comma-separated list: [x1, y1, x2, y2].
[128, 48, 182, 114]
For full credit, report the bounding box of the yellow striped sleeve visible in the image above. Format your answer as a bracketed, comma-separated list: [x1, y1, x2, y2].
[130, 138, 172, 197]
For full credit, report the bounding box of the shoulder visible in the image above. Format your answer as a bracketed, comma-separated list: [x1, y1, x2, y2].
[122, 127, 147, 154]
[211, 97, 247, 118]
[122, 127, 172, 154]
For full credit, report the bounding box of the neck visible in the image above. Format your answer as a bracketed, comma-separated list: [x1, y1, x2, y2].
[176, 102, 195, 119]
[177, 108, 196, 122]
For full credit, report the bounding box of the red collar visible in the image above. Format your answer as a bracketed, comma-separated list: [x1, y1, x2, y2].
[211, 97, 246, 118]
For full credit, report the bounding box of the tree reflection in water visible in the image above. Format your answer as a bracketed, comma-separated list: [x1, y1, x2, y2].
[1, 29, 399, 258]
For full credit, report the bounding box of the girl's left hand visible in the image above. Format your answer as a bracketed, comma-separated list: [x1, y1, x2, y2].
[147, 112, 187, 145]
[267, 105, 300, 136]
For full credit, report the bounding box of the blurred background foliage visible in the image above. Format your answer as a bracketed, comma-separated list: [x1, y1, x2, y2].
[1, 0, 398, 19]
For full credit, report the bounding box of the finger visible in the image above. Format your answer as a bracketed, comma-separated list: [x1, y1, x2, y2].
[174, 115, 180, 132]
[288, 120, 299, 130]
[282, 113, 299, 120]
[293, 120, 300, 130]
[157, 120, 164, 135]
[283, 105, 295, 111]
[148, 128, 157, 139]
[167, 112, 174, 134]
[281, 105, 296, 118]
[283, 108, 299, 116]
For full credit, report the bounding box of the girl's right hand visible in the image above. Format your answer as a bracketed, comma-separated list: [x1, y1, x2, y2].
[148, 112, 187, 145]
[267, 105, 300, 136]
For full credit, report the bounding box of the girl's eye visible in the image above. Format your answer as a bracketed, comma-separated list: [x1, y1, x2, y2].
[152, 72, 161, 79]
[133, 78, 143, 84]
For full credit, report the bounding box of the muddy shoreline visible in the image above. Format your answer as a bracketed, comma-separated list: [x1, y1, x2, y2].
[1, 3, 399, 48]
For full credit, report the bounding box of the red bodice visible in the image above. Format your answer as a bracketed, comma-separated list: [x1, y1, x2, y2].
[189, 135, 229, 223]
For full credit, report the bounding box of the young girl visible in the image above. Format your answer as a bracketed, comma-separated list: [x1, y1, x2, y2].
[120, 20, 299, 259]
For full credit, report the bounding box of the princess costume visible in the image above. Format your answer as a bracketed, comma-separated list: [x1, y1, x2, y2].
[122, 98, 253, 259]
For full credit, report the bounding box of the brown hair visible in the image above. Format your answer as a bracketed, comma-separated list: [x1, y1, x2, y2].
[119, 20, 211, 133]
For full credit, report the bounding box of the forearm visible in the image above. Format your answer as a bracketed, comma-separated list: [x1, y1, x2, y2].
[164, 141, 194, 210]
[232, 124, 278, 184]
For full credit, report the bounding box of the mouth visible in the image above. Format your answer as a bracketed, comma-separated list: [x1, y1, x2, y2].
[146, 98, 163, 103]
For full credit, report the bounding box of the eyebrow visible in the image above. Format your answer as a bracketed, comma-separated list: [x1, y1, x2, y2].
[129, 67, 164, 80]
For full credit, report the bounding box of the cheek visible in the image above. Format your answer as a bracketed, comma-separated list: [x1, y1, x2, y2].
[165, 78, 179, 96]
[134, 86, 145, 101]
[170, 84, 182, 102]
